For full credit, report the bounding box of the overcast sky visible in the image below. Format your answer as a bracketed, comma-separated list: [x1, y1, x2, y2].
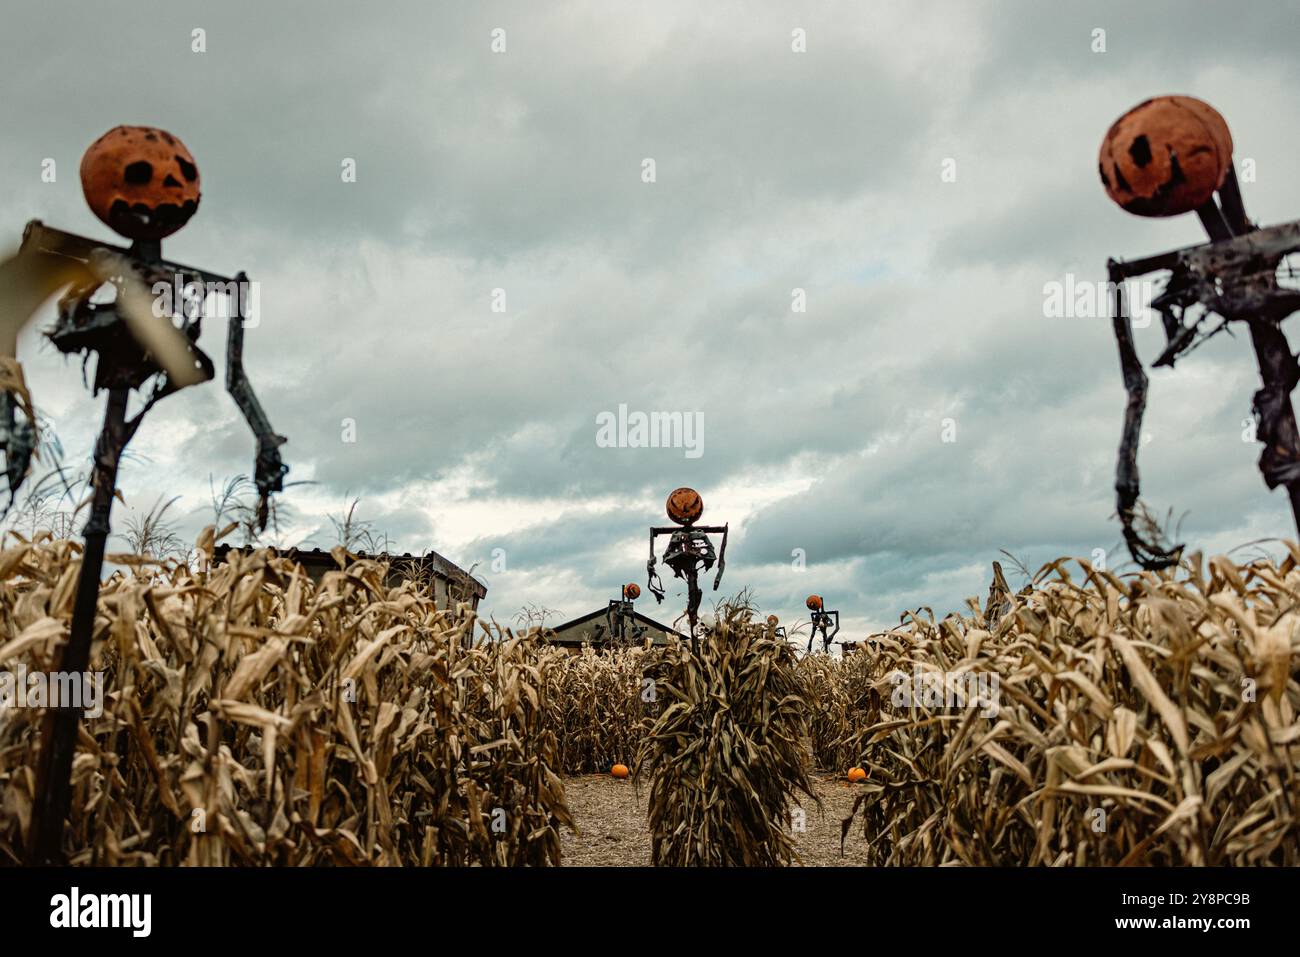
[3, 1, 1300, 643]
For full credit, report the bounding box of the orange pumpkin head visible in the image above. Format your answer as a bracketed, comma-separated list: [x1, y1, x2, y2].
[624, 583, 641, 600]
[766, 614, 779, 627]
[806, 595, 823, 612]
[610, 763, 630, 779]
[1099, 95, 1232, 217]
[81, 126, 201, 240]
[665, 487, 704, 525]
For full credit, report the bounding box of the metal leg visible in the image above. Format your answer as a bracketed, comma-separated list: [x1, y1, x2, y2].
[26, 387, 130, 864]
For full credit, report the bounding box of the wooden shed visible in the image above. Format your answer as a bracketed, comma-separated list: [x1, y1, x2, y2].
[545, 607, 687, 654]
[213, 544, 486, 611]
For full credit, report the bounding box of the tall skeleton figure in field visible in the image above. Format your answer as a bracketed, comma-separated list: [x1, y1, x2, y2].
[804, 594, 840, 654]
[0, 126, 288, 864]
[647, 487, 728, 653]
[593, 583, 647, 646]
[1101, 96, 1300, 568]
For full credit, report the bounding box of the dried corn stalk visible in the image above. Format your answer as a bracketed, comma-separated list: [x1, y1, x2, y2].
[636, 602, 817, 866]
[799, 650, 878, 773]
[0, 532, 572, 866]
[539, 644, 662, 774]
[839, 552, 1300, 865]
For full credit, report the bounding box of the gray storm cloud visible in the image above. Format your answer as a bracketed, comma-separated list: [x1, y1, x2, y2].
[2, 0, 1299, 637]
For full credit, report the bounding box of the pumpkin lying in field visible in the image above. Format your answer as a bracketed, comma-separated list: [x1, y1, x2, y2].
[847, 767, 867, 783]
[611, 764, 630, 779]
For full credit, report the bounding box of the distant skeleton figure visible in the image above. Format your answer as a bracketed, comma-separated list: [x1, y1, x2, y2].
[592, 583, 646, 646]
[647, 487, 727, 653]
[804, 594, 840, 654]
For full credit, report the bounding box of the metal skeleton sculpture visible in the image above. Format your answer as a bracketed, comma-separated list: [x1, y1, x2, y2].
[592, 583, 647, 646]
[1102, 98, 1300, 568]
[0, 127, 287, 864]
[804, 595, 840, 655]
[647, 487, 727, 653]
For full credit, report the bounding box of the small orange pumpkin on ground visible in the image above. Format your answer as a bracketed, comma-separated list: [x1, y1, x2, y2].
[806, 594, 823, 611]
[847, 767, 867, 783]
[611, 764, 630, 779]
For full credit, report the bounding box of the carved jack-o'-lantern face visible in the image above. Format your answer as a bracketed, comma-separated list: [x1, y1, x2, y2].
[806, 595, 823, 612]
[665, 487, 704, 525]
[81, 126, 201, 240]
[624, 583, 641, 600]
[1099, 95, 1232, 218]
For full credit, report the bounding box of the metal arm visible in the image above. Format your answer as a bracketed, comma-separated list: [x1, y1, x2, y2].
[647, 529, 666, 601]
[1110, 266, 1183, 570]
[712, 522, 728, 590]
[225, 272, 287, 530]
[21, 219, 235, 288]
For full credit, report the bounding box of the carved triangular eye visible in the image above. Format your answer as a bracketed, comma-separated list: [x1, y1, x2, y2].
[124, 160, 153, 185]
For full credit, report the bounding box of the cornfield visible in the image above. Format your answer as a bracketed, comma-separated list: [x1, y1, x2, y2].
[835, 552, 1300, 865]
[541, 644, 662, 774]
[799, 649, 875, 773]
[0, 533, 572, 865]
[2, 528, 1297, 867]
[635, 603, 817, 866]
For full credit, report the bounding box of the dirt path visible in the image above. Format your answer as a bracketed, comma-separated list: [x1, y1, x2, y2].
[559, 769, 873, 866]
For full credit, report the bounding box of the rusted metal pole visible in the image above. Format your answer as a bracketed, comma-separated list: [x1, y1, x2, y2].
[25, 386, 130, 864]
[685, 574, 701, 654]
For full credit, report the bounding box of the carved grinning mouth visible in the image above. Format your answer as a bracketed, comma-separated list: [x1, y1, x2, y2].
[108, 197, 199, 232]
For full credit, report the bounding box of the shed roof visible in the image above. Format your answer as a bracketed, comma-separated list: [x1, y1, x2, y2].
[547, 607, 688, 646]
[212, 543, 487, 600]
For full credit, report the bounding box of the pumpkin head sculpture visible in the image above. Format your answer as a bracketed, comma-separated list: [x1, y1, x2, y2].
[624, 582, 640, 600]
[806, 594, 823, 612]
[665, 486, 704, 525]
[766, 614, 779, 627]
[1098, 95, 1232, 217]
[1099, 97, 1300, 570]
[647, 487, 729, 651]
[81, 126, 202, 240]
